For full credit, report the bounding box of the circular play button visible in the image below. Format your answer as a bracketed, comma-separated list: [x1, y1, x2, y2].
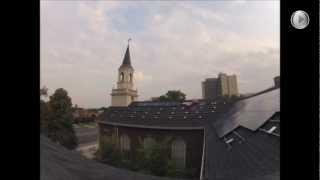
[291, 10, 310, 29]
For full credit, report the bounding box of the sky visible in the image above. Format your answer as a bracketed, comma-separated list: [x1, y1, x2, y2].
[40, 0, 280, 108]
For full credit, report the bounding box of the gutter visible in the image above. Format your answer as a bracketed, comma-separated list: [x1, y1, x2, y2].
[98, 121, 204, 130]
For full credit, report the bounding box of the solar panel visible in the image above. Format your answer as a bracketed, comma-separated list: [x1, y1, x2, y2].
[238, 89, 279, 130]
[182, 102, 193, 106]
[214, 88, 280, 137]
[134, 101, 180, 107]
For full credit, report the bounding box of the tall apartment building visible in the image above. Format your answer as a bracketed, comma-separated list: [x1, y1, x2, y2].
[202, 73, 239, 99]
[202, 78, 219, 99]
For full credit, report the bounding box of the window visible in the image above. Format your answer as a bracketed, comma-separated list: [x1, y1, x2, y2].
[171, 138, 186, 169]
[129, 73, 133, 82]
[120, 72, 124, 81]
[120, 134, 130, 152]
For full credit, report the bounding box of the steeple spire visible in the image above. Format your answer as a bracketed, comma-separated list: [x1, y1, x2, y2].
[121, 38, 132, 67]
[111, 38, 138, 107]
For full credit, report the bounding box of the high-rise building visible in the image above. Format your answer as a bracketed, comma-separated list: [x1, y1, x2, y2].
[111, 43, 138, 107]
[202, 73, 239, 99]
[202, 78, 219, 99]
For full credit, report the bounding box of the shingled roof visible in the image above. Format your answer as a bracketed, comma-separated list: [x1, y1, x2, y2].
[40, 135, 184, 180]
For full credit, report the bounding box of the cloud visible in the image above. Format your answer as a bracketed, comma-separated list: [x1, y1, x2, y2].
[41, 1, 279, 108]
[134, 71, 153, 82]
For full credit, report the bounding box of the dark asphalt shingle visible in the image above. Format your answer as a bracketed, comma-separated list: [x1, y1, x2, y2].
[40, 135, 186, 180]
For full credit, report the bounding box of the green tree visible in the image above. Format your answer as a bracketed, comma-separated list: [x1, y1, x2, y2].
[136, 138, 171, 176]
[45, 88, 78, 150]
[158, 90, 186, 102]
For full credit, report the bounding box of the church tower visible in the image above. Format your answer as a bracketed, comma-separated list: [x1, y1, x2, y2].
[111, 41, 138, 107]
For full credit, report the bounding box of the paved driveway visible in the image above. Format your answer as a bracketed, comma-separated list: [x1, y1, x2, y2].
[74, 123, 98, 159]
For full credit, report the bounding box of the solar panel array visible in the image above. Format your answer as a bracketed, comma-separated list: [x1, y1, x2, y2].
[99, 99, 231, 129]
[213, 88, 280, 137]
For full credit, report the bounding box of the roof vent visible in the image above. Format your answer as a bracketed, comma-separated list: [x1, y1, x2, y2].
[225, 138, 234, 144]
[267, 126, 277, 134]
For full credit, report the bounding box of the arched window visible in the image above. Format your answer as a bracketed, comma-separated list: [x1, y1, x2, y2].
[171, 138, 186, 169]
[129, 73, 133, 82]
[120, 134, 130, 152]
[120, 72, 124, 82]
[143, 136, 155, 149]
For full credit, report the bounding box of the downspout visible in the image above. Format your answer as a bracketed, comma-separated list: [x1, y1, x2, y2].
[200, 128, 206, 180]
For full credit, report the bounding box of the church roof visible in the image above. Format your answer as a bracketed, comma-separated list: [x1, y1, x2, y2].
[98, 99, 231, 130]
[120, 45, 132, 69]
[99, 88, 279, 132]
[98, 88, 280, 180]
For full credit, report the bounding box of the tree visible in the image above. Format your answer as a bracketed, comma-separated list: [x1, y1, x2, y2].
[40, 86, 48, 97]
[44, 88, 78, 150]
[158, 90, 186, 102]
[40, 87, 49, 134]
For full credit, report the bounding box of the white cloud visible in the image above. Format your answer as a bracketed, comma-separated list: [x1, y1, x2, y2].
[135, 71, 153, 82]
[41, 1, 279, 108]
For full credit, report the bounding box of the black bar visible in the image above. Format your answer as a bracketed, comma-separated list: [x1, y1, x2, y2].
[280, 0, 319, 179]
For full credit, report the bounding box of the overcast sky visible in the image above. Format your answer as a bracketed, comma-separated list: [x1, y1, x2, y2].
[40, 0, 279, 108]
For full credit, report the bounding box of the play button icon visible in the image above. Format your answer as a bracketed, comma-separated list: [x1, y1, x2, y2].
[291, 10, 310, 29]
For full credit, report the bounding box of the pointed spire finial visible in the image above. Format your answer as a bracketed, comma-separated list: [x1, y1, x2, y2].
[120, 39, 132, 67]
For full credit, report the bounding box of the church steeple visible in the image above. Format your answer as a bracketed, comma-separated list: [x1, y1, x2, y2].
[121, 45, 131, 67]
[120, 38, 132, 68]
[111, 39, 138, 107]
